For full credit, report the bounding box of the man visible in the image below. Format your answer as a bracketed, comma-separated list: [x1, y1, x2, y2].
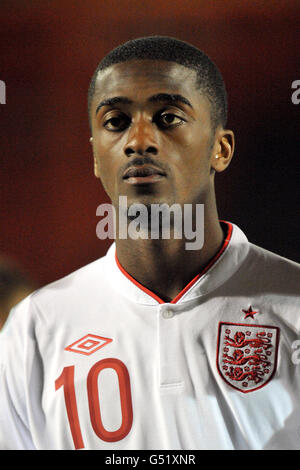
[0, 36, 299, 450]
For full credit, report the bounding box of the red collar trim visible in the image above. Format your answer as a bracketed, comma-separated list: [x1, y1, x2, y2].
[115, 221, 233, 305]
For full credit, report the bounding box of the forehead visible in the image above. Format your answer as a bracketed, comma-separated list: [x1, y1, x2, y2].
[93, 60, 199, 102]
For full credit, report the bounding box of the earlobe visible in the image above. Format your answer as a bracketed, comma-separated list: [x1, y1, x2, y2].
[90, 137, 101, 179]
[93, 156, 101, 179]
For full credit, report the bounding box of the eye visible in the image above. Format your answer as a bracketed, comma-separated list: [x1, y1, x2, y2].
[103, 113, 131, 131]
[155, 111, 185, 129]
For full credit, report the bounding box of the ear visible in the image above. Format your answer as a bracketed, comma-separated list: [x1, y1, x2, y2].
[93, 155, 101, 179]
[90, 137, 101, 179]
[211, 129, 235, 173]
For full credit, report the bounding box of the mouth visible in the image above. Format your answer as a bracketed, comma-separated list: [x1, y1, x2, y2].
[122, 166, 166, 185]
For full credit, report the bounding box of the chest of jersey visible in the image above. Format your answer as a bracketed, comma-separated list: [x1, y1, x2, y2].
[37, 296, 300, 450]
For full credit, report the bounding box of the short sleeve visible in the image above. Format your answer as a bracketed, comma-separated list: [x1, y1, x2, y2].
[0, 299, 36, 450]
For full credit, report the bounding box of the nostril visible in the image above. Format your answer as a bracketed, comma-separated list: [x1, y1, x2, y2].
[124, 146, 158, 157]
[125, 147, 135, 156]
[146, 146, 158, 155]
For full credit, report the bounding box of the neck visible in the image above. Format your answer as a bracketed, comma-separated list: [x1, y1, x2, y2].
[115, 203, 225, 303]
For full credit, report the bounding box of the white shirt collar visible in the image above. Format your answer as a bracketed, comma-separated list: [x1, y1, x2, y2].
[104, 221, 249, 305]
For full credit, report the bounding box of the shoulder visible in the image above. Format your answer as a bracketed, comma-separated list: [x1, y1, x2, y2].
[32, 242, 116, 305]
[0, 244, 116, 341]
[235, 240, 300, 299]
[246, 242, 300, 277]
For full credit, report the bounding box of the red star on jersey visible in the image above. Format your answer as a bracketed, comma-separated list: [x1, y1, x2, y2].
[242, 306, 258, 319]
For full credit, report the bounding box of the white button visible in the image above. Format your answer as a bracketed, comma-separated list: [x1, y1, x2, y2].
[162, 309, 174, 319]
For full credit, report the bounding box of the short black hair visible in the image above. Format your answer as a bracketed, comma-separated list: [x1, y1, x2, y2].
[88, 35, 227, 131]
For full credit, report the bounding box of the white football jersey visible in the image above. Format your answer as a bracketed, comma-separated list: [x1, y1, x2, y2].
[0, 221, 300, 450]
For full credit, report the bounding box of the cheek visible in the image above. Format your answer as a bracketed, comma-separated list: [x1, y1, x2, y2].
[171, 142, 213, 202]
[172, 123, 212, 158]
[94, 148, 116, 194]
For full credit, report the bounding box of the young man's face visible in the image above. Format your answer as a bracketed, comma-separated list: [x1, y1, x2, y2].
[90, 60, 232, 209]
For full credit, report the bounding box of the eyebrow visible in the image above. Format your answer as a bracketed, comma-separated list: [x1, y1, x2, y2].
[148, 93, 193, 109]
[95, 93, 193, 115]
[95, 96, 133, 114]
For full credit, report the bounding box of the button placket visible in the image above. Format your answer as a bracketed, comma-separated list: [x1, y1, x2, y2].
[162, 309, 174, 319]
[157, 305, 184, 388]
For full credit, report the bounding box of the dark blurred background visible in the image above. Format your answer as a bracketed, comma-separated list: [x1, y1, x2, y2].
[1, 0, 299, 288]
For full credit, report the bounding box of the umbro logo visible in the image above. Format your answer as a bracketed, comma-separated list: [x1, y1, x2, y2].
[65, 334, 113, 356]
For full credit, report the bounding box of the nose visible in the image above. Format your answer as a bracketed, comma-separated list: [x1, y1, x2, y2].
[123, 116, 158, 157]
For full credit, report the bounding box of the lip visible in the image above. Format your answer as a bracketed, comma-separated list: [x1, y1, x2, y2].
[122, 166, 166, 184]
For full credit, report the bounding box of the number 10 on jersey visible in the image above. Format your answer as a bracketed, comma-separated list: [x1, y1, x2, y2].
[55, 358, 133, 449]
